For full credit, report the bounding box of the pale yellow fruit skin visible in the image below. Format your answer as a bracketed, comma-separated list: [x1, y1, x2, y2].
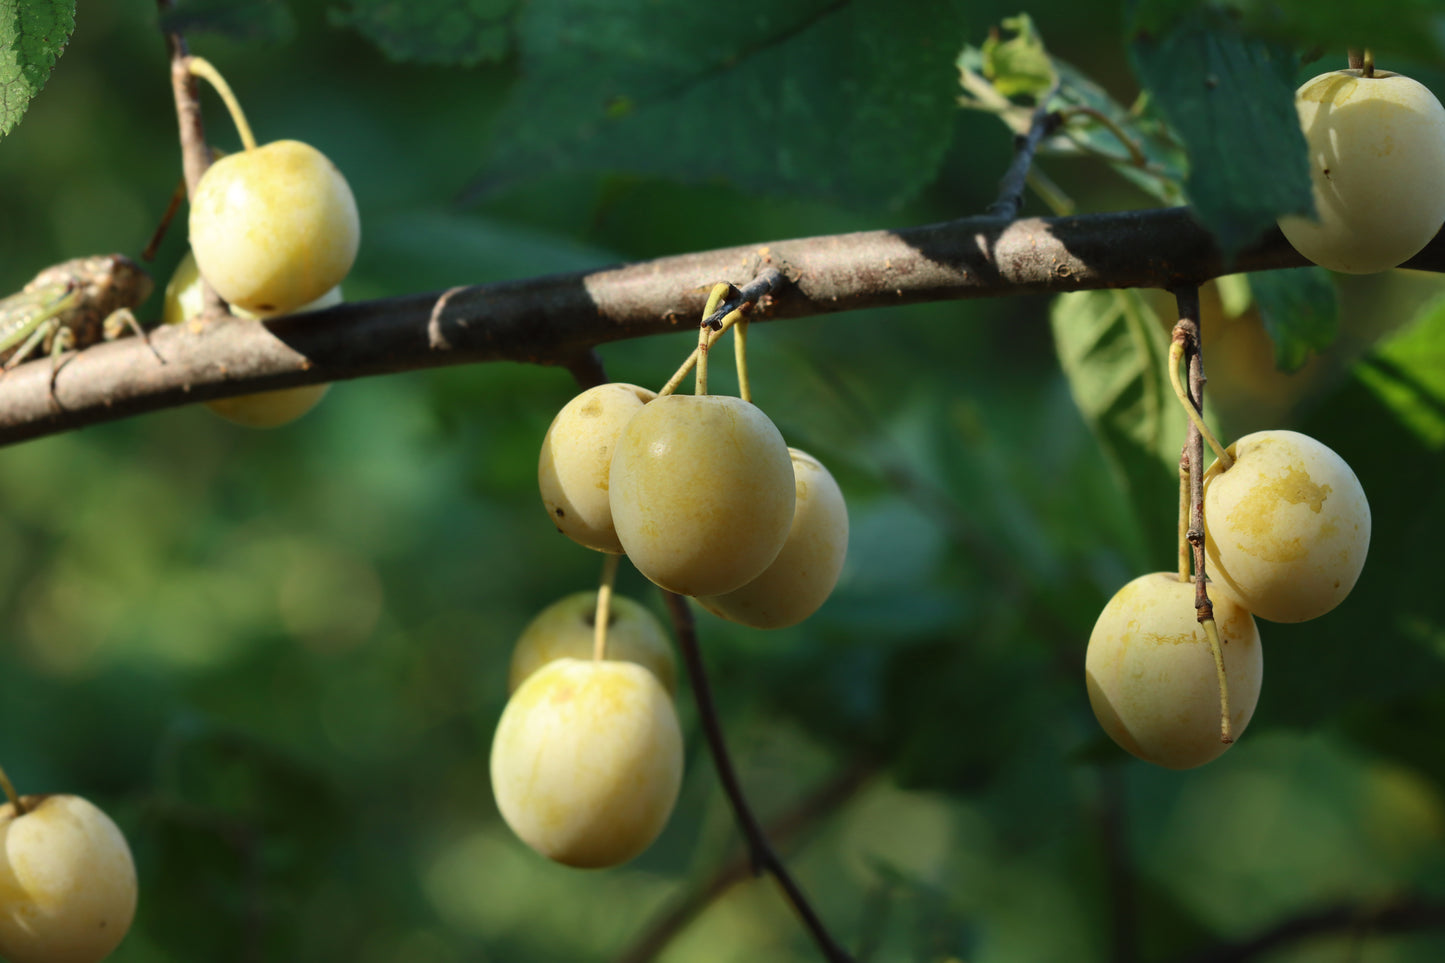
[609, 394, 795, 597]
[1278, 69, 1445, 274]
[1204, 430, 1370, 623]
[164, 250, 336, 427]
[1085, 573, 1263, 770]
[538, 383, 656, 553]
[699, 448, 848, 628]
[0, 795, 138, 963]
[508, 591, 677, 696]
[490, 659, 683, 868]
[189, 139, 360, 312]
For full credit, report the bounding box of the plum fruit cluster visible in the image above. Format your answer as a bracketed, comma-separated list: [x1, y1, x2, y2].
[0, 793, 137, 963]
[1278, 67, 1445, 273]
[494, 331, 851, 868]
[1085, 429, 1370, 770]
[539, 383, 850, 623]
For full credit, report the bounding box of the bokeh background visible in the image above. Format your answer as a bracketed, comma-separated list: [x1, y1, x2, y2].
[2, 1, 1445, 961]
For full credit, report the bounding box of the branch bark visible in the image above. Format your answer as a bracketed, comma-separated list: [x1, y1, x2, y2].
[4, 210, 1443, 447]
[1173, 897, 1445, 963]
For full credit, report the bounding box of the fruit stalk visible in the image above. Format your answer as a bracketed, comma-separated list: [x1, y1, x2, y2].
[593, 552, 621, 661]
[0, 761, 25, 815]
[734, 318, 751, 403]
[186, 56, 258, 151]
[1172, 286, 1233, 744]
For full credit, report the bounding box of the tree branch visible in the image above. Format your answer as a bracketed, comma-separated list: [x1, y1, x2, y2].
[987, 80, 1062, 220]
[1173, 897, 1445, 963]
[3, 209, 1442, 447]
[663, 591, 859, 963]
[615, 760, 874, 963]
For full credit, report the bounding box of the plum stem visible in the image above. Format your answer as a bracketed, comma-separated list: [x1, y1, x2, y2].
[0, 763, 27, 815]
[656, 273, 780, 398]
[1167, 337, 1232, 470]
[187, 56, 258, 152]
[734, 318, 751, 404]
[593, 553, 621, 661]
[1203, 617, 1234, 743]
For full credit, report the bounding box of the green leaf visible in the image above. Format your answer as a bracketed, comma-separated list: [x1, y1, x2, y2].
[1135, 0, 1445, 65]
[0, 0, 76, 141]
[464, 0, 968, 208]
[159, 0, 294, 44]
[1129, 10, 1313, 256]
[1356, 295, 1445, 449]
[981, 13, 1056, 99]
[1247, 266, 1338, 372]
[958, 21, 1188, 208]
[1051, 289, 1188, 551]
[330, 0, 515, 67]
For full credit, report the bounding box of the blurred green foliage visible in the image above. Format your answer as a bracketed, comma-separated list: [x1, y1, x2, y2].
[1, 1, 1445, 962]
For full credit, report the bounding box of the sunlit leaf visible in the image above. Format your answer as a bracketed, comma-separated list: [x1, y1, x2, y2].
[1051, 289, 1188, 547]
[0, 0, 75, 141]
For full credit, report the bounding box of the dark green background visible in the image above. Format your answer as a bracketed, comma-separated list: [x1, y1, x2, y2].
[1, 1, 1444, 960]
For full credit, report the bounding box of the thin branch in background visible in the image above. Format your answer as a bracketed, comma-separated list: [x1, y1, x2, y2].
[662, 592, 859, 963]
[986, 80, 1063, 220]
[1173, 897, 1445, 963]
[616, 761, 874, 963]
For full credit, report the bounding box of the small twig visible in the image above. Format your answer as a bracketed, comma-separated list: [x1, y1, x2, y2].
[0, 762, 27, 815]
[562, 350, 608, 391]
[662, 592, 859, 963]
[700, 268, 784, 330]
[1172, 897, 1445, 963]
[987, 80, 1063, 220]
[1171, 286, 1232, 744]
[615, 761, 874, 963]
[1057, 105, 1149, 168]
[158, 0, 224, 315]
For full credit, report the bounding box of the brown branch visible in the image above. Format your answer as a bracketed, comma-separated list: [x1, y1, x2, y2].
[1171, 286, 1212, 618]
[616, 760, 874, 963]
[3, 209, 1444, 447]
[1173, 897, 1445, 963]
[159, 0, 223, 313]
[987, 80, 1063, 220]
[662, 592, 859, 963]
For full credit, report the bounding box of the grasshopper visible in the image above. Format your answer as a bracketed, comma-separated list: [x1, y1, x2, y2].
[0, 254, 154, 370]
